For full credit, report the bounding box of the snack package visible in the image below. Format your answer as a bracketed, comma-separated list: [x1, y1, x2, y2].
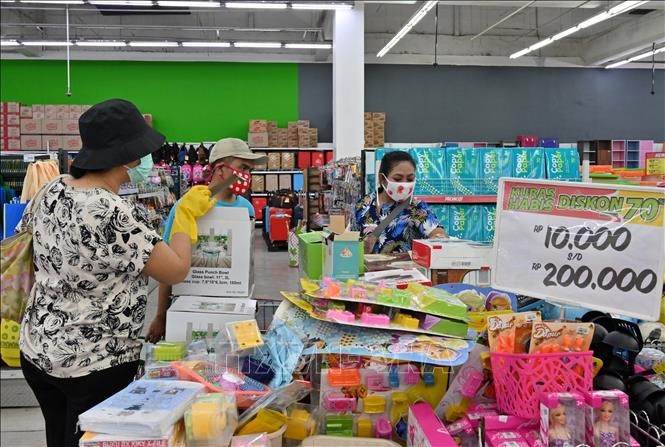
[529, 322, 594, 354]
[487, 312, 541, 353]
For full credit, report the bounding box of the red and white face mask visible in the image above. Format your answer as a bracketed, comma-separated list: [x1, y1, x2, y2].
[215, 163, 251, 195]
[381, 174, 415, 202]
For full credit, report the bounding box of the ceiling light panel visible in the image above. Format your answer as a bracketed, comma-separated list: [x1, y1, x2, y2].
[89, 0, 154, 5]
[76, 40, 127, 46]
[128, 41, 179, 47]
[0, 40, 21, 46]
[234, 41, 282, 48]
[157, 1, 220, 7]
[377, 0, 437, 58]
[19, 1, 85, 4]
[181, 41, 231, 47]
[22, 41, 72, 46]
[225, 2, 287, 9]
[284, 43, 332, 49]
[291, 3, 352, 10]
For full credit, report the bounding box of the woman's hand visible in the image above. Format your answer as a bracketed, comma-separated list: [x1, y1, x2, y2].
[145, 313, 166, 344]
[171, 186, 217, 242]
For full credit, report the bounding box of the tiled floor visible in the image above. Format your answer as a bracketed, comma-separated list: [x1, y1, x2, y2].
[0, 230, 295, 447]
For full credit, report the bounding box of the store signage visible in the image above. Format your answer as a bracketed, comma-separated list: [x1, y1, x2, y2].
[492, 178, 665, 320]
[646, 152, 665, 176]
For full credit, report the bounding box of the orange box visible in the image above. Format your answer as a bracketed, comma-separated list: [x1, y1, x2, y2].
[43, 119, 63, 134]
[43, 135, 63, 149]
[62, 119, 79, 134]
[62, 135, 82, 151]
[21, 135, 42, 151]
[20, 118, 42, 134]
[20, 106, 32, 118]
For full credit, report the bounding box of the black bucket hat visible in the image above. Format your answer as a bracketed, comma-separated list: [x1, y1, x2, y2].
[71, 99, 165, 170]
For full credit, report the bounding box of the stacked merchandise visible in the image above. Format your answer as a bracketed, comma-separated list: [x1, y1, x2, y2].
[364, 112, 386, 148]
[248, 119, 318, 148]
[376, 146, 580, 243]
[0, 102, 21, 151]
[320, 157, 362, 231]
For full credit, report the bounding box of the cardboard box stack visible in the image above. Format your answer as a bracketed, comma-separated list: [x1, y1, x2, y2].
[364, 111, 386, 148]
[249, 119, 319, 148]
[1, 102, 98, 151]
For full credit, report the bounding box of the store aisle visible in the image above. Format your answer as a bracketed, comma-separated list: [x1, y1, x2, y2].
[0, 230, 293, 446]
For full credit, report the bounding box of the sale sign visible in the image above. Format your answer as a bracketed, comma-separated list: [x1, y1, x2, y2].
[492, 178, 665, 320]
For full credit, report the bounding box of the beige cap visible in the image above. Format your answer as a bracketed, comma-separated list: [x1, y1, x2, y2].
[209, 138, 267, 165]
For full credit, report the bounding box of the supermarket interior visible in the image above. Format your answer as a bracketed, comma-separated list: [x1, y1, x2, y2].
[1, 1, 665, 446]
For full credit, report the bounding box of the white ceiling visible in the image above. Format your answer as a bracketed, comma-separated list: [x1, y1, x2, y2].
[1, 0, 664, 68]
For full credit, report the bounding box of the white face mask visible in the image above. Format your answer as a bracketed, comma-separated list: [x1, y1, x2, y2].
[381, 174, 415, 203]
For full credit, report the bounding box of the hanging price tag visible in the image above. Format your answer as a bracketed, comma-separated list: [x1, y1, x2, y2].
[23, 154, 35, 162]
[492, 178, 665, 320]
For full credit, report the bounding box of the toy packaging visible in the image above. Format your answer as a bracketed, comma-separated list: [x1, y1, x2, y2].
[528, 322, 594, 354]
[407, 401, 458, 447]
[487, 312, 541, 353]
[512, 148, 545, 179]
[585, 390, 630, 447]
[540, 392, 586, 447]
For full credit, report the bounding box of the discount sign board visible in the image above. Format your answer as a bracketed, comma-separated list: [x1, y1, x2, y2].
[493, 178, 665, 320]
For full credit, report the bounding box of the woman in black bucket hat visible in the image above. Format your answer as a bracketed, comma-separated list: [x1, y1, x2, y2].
[18, 99, 215, 447]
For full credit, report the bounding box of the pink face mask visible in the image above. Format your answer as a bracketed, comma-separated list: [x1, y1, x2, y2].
[381, 174, 415, 202]
[214, 162, 251, 195]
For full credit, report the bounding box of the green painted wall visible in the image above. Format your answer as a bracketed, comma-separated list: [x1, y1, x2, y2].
[0, 60, 299, 141]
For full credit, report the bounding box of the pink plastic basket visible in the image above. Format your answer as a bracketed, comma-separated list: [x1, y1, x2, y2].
[490, 351, 593, 418]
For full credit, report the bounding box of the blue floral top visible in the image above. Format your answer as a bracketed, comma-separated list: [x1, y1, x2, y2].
[354, 192, 441, 254]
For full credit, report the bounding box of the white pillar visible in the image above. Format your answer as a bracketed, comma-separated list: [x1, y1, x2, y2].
[333, 3, 364, 160]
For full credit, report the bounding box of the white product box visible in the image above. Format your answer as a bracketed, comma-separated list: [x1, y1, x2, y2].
[411, 239, 493, 270]
[172, 207, 254, 297]
[165, 295, 257, 342]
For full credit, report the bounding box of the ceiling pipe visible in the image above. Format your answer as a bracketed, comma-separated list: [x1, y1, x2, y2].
[470, 0, 535, 41]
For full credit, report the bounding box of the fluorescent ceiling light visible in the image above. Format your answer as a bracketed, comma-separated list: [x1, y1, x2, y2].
[510, 1, 648, 59]
[128, 40, 178, 47]
[606, 59, 630, 69]
[181, 41, 231, 47]
[75, 40, 127, 46]
[19, 0, 84, 4]
[0, 40, 20, 46]
[89, 0, 154, 5]
[291, 2, 352, 10]
[284, 43, 332, 49]
[22, 40, 72, 46]
[157, 1, 220, 6]
[234, 41, 282, 48]
[377, 0, 437, 58]
[365, 1, 417, 3]
[225, 2, 287, 9]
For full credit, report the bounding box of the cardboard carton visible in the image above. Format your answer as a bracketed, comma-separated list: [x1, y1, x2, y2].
[287, 121, 298, 129]
[68, 112, 81, 120]
[265, 174, 279, 191]
[296, 120, 310, 128]
[81, 105, 92, 112]
[322, 215, 362, 280]
[62, 119, 79, 135]
[172, 207, 254, 298]
[251, 175, 265, 192]
[20, 135, 42, 151]
[372, 112, 386, 121]
[1, 102, 20, 114]
[19, 106, 32, 118]
[69, 104, 82, 114]
[20, 119, 42, 135]
[32, 111, 45, 120]
[2, 126, 20, 139]
[248, 132, 269, 148]
[56, 105, 68, 115]
[43, 135, 63, 150]
[309, 128, 318, 147]
[364, 112, 372, 120]
[2, 114, 20, 127]
[165, 296, 257, 342]
[44, 105, 58, 115]
[3, 138, 21, 151]
[279, 174, 291, 189]
[298, 232, 325, 280]
[267, 120, 278, 130]
[253, 152, 267, 170]
[281, 152, 295, 170]
[32, 104, 45, 114]
[249, 119, 268, 133]
[42, 119, 63, 134]
[267, 153, 281, 170]
[55, 112, 69, 120]
[62, 135, 83, 151]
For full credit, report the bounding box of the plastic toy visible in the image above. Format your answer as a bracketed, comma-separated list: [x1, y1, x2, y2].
[393, 312, 420, 329]
[325, 415, 353, 436]
[405, 366, 447, 409]
[422, 364, 435, 386]
[374, 417, 392, 439]
[237, 408, 286, 436]
[390, 392, 409, 426]
[323, 391, 357, 412]
[363, 395, 387, 414]
[405, 364, 420, 385]
[226, 320, 264, 351]
[327, 368, 361, 387]
[284, 406, 316, 441]
[150, 341, 187, 361]
[184, 392, 237, 446]
[366, 374, 387, 391]
[326, 309, 355, 323]
[360, 312, 390, 326]
[356, 415, 372, 437]
[388, 365, 400, 388]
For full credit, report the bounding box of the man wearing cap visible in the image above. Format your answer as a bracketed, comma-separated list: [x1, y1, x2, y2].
[146, 138, 266, 342]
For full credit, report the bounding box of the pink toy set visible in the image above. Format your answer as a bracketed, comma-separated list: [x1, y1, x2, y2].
[408, 402, 457, 447]
[539, 392, 586, 447]
[585, 390, 630, 447]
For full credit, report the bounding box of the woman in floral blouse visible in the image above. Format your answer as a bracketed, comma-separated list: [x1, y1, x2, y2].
[355, 150, 447, 254]
[19, 99, 215, 447]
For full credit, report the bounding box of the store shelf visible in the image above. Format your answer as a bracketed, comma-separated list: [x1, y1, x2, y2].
[252, 170, 302, 175]
[250, 147, 333, 151]
[415, 195, 497, 204]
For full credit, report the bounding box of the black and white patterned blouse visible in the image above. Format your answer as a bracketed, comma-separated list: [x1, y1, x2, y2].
[19, 179, 162, 378]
